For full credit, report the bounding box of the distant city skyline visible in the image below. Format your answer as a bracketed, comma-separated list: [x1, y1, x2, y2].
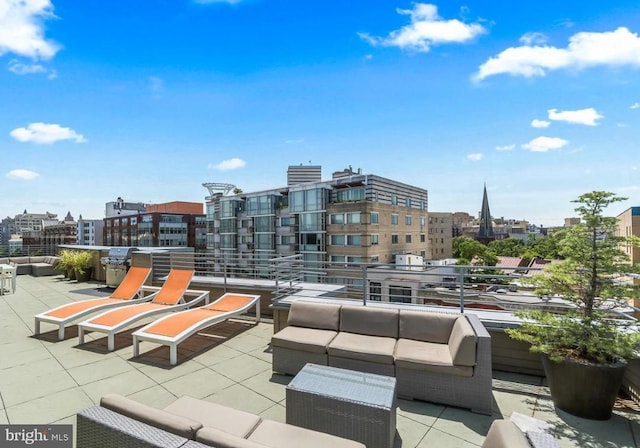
[1, 1, 639, 226]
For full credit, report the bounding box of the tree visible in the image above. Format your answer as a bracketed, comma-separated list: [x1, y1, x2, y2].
[452, 236, 498, 266]
[507, 191, 640, 364]
[488, 238, 525, 257]
[523, 230, 566, 261]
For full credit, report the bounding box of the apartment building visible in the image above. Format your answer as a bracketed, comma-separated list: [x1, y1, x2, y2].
[104, 201, 206, 249]
[77, 216, 104, 246]
[427, 212, 453, 259]
[617, 206, 640, 265]
[205, 166, 429, 283]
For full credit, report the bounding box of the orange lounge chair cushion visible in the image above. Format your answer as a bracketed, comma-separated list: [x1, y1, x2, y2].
[89, 303, 169, 327]
[46, 298, 126, 319]
[151, 269, 194, 305]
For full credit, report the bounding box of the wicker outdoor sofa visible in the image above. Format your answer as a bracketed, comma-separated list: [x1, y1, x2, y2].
[0, 256, 60, 276]
[271, 300, 493, 415]
[76, 393, 365, 448]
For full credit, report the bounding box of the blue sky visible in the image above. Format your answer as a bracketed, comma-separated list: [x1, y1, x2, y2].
[1, 0, 639, 227]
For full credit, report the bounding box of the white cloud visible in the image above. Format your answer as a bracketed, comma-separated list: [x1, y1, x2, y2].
[467, 153, 483, 161]
[7, 59, 56, 77]
[473, 27, 640, 81]
[519, 32, 547, 46]
[522, 136, 569, 152]
[6, 169, 39, 180]
[631, 102, 640, 109]
[10, 122, 86, 144]
[359, 3, 486, 52]
[209, 157, 246, 171]
[495, 144, 515, 151]
[548, 107, 603, 126]
[0, 0, 59, 60]
[531, 119, 550, 128]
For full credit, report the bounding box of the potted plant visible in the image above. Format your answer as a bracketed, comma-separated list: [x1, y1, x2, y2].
[55, 249, 75, 279]
[506, 191, 640, 420]
[71, 250, 94, 282]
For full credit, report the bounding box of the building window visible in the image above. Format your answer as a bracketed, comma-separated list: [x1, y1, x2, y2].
[405, 198, 411, 208]
[405, 215, 412, 225]
[391, 214, 398, 225]
[370, 255, 379, 263]
[346, 212, 360, 224]
[347, 256, 361, 264]
[391, 195, 398, 205]
[371, 234, 379, 245]
[370, 212, 379, 224]
[420, 217, 425, 227]
[405, 234, 412, 243]
[330, 214, 344, 225]
[330, 234, 345, 245]
[331, 255, 346, 264]
[369, 282, 382, 301]
[391, 234, 399, 244]
[389, 286, 412, 303]
[346, 234, 361, 246]
[420, 234, 426, 243]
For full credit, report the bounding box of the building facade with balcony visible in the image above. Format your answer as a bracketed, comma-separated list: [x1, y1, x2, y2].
[617, 206, 640, 265]
[205, 167, 429, 284]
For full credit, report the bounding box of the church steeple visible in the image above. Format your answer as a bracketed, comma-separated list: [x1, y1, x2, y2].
[477, 183, 495, 242]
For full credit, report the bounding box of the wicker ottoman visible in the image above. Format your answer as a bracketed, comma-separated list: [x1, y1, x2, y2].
[286, 363, 397, 448]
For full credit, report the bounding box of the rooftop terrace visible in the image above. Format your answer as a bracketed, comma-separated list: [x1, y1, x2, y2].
[2, 274, 640, 447]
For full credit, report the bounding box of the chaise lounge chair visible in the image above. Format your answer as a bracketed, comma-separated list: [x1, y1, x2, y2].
[76, 269, 209, 351]
[132, 292, 261, 365]
[34, 266, 153, 341]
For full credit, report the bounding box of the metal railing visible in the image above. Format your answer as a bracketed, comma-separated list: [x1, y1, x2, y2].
[0, 244, 60, 257]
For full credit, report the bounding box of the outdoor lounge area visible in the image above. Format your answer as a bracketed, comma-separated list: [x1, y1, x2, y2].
[2, 274, 640, 447]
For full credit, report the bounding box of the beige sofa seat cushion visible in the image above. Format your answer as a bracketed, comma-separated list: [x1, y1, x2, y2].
[340, 305, 399, 338]
[288, 301, 341, 330]
[9, 257, 30, 264]
[448, 317, 477, 367]
[482, 420, 530, 448]
[395, 339, 473, 377]
[100, 394, 203, 439]
[272, 326, 337, 354]
[196, 427, 270, 448]
[164, 396, 261, 438]
[327, 332, 396, 364]
[29, 256, 46, 263]
[399, 310, 459, 344]
[249, 419, 366, 448]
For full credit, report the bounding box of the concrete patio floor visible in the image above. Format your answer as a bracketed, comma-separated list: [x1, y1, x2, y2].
[1, 274, 639, 448]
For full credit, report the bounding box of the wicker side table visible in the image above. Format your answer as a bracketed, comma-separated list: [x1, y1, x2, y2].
[286, 363, 397, 448]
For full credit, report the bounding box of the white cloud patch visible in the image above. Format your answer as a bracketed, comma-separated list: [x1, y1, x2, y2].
[467, 153, 483, 161]
[631, 102, 640, 109]
[7, 59, 56, 77]
[522, 136, 569, 152]
[10, 122, 86, 144]
[209, 157, 246, 171]
[6, 169, 39, 180]
[519, 32, 547, 46]
[359, 3, 486, 52]
[473, 27, 640, 81]
[548, 107, 603, 126]
[0, 0, 59, 60]
[531, 119, 550, 128]
[495, 144, 515, 151]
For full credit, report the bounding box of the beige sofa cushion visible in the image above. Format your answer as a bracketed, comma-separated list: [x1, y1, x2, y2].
[448, 317, 477, 367]
[394, 339, 473, 377]
[196, 427, 270, 448]
[272, 326, 337, 354]
[399, 310, 459, 344]
[29, 256, 46, 263]
[340, 305, 398, 338]
[9, 257, 29, 264]
[327, 332, 396, 364]
[100, 394, 202, 439]
[163, 396, 261, 438]
[0, 258, 8, 265]
[249, 419, 366, 448]
[482, 420, 530, 448]
[288, 301, 341, 330]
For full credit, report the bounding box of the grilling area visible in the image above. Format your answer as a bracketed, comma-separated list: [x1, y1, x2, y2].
[100, 247, 137, 287]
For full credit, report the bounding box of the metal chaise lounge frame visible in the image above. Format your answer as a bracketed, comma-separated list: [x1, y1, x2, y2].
[34, 266, 153, 340]
[77, 269, 209, 351]
[132, 292, 261, 365]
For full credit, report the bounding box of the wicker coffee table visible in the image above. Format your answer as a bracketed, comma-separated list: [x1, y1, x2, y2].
[286, 363, 397, 448]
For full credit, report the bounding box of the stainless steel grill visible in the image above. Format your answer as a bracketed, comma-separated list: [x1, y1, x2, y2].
[101, 247, 136, 287]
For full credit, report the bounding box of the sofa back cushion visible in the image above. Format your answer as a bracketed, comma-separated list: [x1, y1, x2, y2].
[340, 305, 398, 338]
[100, 394, 203, 439]
[29, 256, 46, 263]
[288, 301, 341, 331]
[448, 317, 477, 366]
[0, 258, 8, 265]
[196, 427, 270, 448]
[399, 310, 458, 344]
[9, 257, 29, 264]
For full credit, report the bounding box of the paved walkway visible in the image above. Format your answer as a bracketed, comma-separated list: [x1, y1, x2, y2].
[1, 274, 639, 447]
